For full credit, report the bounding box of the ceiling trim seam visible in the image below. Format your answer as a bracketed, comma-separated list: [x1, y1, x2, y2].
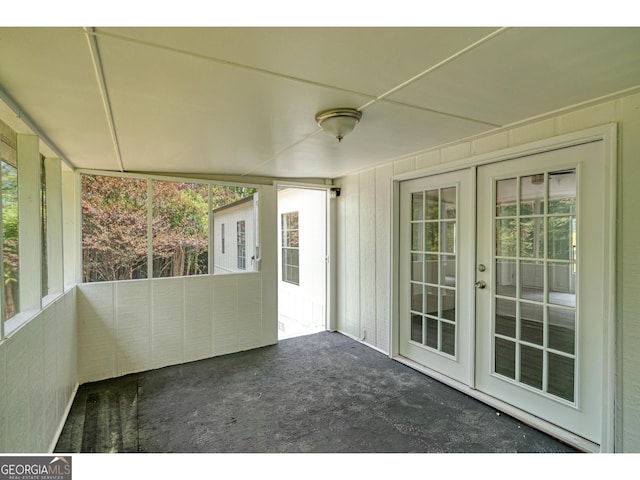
[86, 29, 378, 102]
[83, 27, 125, 173]
[380, 98, 502, 128]
[0, 86, 76, 170]
[357, 27, 510, 112]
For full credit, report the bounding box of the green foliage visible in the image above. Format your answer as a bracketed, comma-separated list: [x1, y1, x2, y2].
[82, 174, 255, 282]
[2, 161, 19, 319]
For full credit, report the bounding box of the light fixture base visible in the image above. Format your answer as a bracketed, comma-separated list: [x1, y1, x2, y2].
[315, 108, 362, 142]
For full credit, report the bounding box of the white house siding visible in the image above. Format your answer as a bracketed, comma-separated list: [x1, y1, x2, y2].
[0, 288, 77, 453]
[212, 195, 258, 274]
[277, 188, 327, 331]
[77, 185, 278, 383]
[335, 92, 640, 452]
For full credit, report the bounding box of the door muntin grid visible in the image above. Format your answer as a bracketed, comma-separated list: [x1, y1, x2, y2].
[493, 169, 577, 404]
[410, 186, 457, 358]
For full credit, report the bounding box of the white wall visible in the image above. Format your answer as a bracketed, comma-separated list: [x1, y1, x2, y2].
[78, 186, 278, 383]
[335, 92, 640, 452]
[277, 188, 326, 329]
[0, 289, 77, 453]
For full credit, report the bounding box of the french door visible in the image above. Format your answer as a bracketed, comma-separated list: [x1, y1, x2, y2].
[475, 140, 609, 445]
[399, 139, 612, 447]
[399, 169, 474, 385]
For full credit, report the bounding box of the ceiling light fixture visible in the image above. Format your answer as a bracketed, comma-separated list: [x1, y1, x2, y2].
[315, 108, 362, 143]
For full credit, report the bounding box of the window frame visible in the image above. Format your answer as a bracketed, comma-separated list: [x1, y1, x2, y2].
[237, 220, 246, 270]
[281, 210, 300, 286]
[221, 223, 225, 254]
[77, 169, 261, 283]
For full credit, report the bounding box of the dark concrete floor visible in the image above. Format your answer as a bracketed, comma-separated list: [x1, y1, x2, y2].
[55, 331, 578, 453]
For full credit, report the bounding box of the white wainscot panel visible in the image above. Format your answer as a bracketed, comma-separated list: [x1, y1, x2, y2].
[237, 273, 262, 350]
[77, 283, 116, 382]
[212, 275, 238, 356]
[115, 281, 151, 376]
[41, 303, 59, 446]
[5, 327, 30, 452]
[25, 317, 46, 451]
[59, 288, 78, 409]
[184, 275, 214, 363]
[151, 278, 185, 368]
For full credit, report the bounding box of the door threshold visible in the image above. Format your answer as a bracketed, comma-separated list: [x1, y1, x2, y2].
[391, 354, 601, 453]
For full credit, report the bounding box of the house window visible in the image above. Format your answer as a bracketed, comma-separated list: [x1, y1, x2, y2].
[237, 220, 246, 270]
[281, 211, 299, 285]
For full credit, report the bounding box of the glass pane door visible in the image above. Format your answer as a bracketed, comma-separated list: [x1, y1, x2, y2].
[493, 170, 577, 402]
[399, 169, 473, 386]
[475, 140, 611, 447]
[410, 187, 458, 356]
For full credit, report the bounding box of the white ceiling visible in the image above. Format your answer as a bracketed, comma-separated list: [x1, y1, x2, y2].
[0, 27, 639, 179]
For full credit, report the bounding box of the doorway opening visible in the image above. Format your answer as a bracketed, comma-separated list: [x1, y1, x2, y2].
[277, 187, 328, 340]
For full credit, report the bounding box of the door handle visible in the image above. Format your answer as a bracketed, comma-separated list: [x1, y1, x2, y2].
[475, 280, 487, 289]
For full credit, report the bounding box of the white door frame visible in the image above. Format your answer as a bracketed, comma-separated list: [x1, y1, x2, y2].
[389, 123, 617, 452]
[273, 181, 335, 333]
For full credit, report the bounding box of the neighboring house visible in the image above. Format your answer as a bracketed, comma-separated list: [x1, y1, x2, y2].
[212, 194, 259, 274]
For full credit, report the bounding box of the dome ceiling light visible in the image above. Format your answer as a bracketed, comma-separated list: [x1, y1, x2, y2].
[315, 108, 362, 143]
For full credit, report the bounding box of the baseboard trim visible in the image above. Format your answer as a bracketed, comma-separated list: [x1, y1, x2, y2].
[49, 382, 79, 453]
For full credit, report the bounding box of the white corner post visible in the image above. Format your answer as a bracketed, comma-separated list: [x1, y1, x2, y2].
[17, 134, 42, 312]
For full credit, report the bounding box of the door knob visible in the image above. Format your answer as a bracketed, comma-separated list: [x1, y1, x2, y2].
[475, 280, 487, 289]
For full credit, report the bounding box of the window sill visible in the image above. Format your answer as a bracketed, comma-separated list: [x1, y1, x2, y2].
[2, 290, 70, 342]
[3, 309, 41, 339]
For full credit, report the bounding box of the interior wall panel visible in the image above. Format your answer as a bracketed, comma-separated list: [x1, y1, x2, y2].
[344, 174, 361, 339]
[77, 273, 271, 384]
[212, 275, 239, 356]
[359, 169, 377, 346]
[5, 322, 30, 452]
[115, 281, 152, 376]
[0, 289, 77, 453]
[375, 164, 394, 352]
[42, 291, 59, 447]
[26, 317, 46, 451]
[64, 288, 78, 413]
[237, 273, 263, 351]
[151, 278, 185, 368]
[77, 283, 116, 382]
[184, 275, 214, 363]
